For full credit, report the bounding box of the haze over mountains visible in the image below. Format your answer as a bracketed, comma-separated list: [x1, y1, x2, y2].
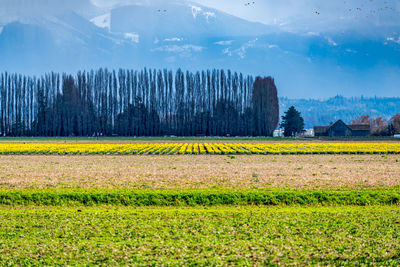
[0, 0, 399, 98]
[281, 96, 400, 128]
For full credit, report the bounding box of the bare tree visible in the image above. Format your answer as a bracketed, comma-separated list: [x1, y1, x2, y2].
[371, 117, 389, 136]
[352, 115, 372, 125]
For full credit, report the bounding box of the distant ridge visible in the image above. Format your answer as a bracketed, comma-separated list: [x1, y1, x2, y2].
[280, 96, 400, 128]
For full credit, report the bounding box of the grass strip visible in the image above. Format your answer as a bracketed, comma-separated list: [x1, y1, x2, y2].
[0, 136, 286, 142]
[0, 188, 399, 206]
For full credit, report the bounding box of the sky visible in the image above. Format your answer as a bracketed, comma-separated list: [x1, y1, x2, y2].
[193, 0, 400, 23]
[1, 0, 399, 98]
[92, 0, 400, 33]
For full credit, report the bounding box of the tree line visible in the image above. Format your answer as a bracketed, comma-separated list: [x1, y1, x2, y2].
[280, 96, 400, 128]
[278, 107, 400, 137]
[352, 114, 400, 136]
[0, 69, 279, 137]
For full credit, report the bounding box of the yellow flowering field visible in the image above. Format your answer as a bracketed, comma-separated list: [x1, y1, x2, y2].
[0, 142, 399, 155]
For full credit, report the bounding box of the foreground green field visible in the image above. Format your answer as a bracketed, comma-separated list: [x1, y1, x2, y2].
[0, 188, 399, 265]
[0, 206, 399, 265]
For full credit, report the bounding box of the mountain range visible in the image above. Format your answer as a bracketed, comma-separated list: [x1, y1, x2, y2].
[0, 0, 399, 98]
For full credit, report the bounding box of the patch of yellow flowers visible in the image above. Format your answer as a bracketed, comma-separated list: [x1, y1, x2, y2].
[0, 142, 399, 155]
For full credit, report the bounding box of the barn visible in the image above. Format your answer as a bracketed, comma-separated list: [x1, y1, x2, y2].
[314, 120, 370, 137]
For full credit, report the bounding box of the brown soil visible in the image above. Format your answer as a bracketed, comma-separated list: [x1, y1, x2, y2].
[0, 154, 399, 189]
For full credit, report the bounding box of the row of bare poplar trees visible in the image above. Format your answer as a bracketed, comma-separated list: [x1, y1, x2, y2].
[0, 68, 279, 137]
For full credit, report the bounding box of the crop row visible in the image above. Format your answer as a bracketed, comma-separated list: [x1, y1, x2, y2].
[0, 189, 399, 206]
[0, 142, 400, 155]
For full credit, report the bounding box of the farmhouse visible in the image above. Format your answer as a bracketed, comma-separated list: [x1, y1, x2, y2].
[314, 120, 370, 137]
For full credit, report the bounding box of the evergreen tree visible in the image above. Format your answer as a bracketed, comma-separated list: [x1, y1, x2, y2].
[252, 77, 279, 136]
[280, 106, 305, 137]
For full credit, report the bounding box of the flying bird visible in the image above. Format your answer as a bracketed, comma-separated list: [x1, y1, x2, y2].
[245, 2, 255, 6]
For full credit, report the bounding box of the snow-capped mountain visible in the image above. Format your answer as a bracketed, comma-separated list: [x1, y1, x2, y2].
[0, 0, 101, 23]
[107, 1, 273, 40]
[0, 0, 399, 98]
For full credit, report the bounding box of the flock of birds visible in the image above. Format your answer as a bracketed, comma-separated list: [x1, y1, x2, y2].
[313, 0, 396, 18]
[155, 0, 396, 19]
[243, 0, 396, 15]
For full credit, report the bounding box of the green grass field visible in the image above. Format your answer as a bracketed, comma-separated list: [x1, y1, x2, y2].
[0, 189, 399, 265]
[0, 136, 396, 144]
[1, 206, 399, 265]
[0, 136, 286, 143]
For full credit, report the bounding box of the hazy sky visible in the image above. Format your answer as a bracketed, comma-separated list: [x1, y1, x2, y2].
[192, 0, 400, 23]
[1, 0, 399, 97]
[92, 0, 400, 33]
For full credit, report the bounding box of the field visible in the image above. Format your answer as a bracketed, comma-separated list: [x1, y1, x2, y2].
[0, 136, 285, 144]
[1, 142, 400, 155]
[0, 154, 399, 189]
[0, 138, 399, 265]
[1, 206, 400, 265]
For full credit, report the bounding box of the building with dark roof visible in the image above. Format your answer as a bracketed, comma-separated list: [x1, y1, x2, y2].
[314, 120, 370, 137]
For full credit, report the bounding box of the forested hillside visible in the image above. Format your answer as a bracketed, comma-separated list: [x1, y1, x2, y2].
[280, 96, 400, 128]
[0, 69, 279, 137]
